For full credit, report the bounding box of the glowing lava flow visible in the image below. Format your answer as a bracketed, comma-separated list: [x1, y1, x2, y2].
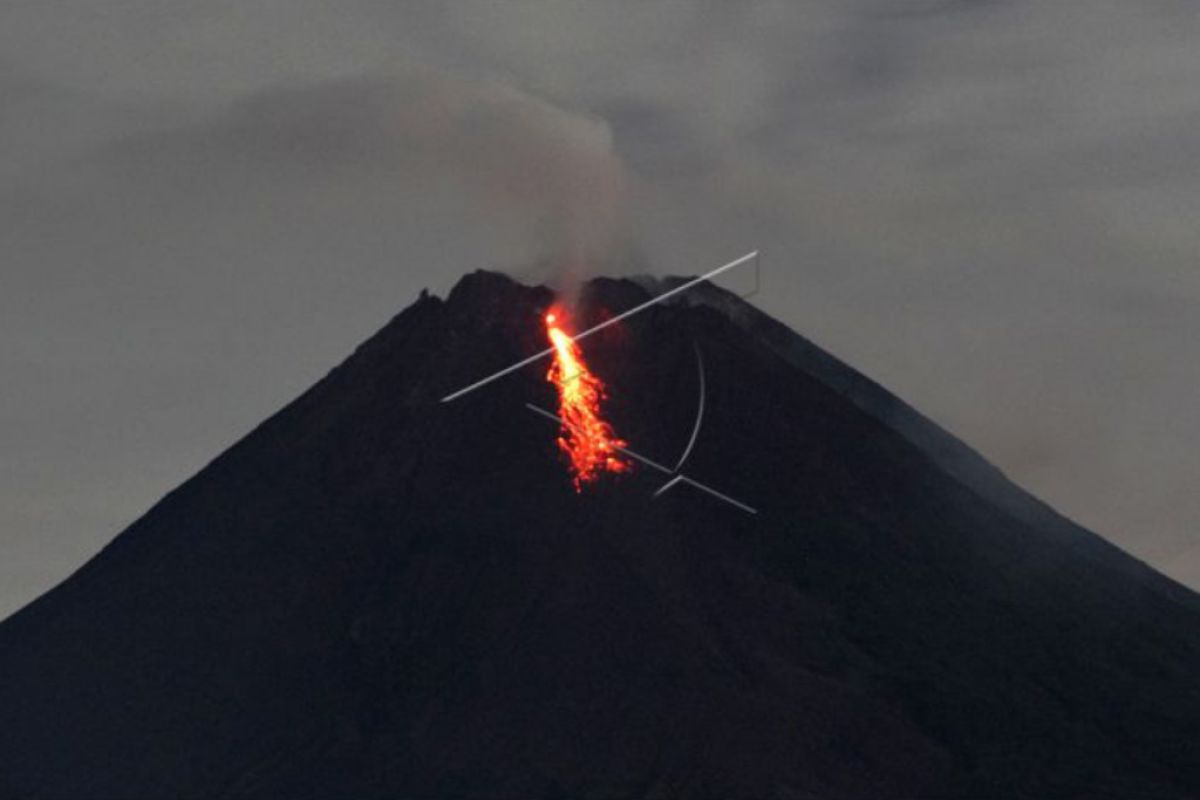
[544, 307, 630, 490]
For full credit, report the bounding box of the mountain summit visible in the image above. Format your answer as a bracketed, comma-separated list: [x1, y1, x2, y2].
[2, 271, 1198, 799]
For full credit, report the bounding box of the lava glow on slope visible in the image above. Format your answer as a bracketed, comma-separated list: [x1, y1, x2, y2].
[544, 307, 631, 490]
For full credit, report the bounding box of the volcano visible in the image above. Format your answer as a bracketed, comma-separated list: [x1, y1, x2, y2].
[2, 270, 1198, 800]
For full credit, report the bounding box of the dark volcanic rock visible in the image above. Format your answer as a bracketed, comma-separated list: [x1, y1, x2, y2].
[1, 270, 1198, 799]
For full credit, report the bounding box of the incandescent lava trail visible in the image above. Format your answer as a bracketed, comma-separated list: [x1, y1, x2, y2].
[544, 307, 630, 491]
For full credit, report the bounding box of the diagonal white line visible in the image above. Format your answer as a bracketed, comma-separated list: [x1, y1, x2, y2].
[523, 403, 757, 515]
[525, 402, 676, 472]
[676, 476, 758, 516]
[440, 251, 758, 403]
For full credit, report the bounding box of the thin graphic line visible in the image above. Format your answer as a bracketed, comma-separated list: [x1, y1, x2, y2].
[523, 402, 756, 515]
[652, 474, 685, 497]
[524, 403, 673, 474]
[672, 343, 706, 473]
[676, 476, 758, 516]
[441, 251, 758, 403]
[739, 247, 761, 301]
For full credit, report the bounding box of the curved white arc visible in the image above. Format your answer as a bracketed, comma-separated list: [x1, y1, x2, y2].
[672, 342, 706, 473]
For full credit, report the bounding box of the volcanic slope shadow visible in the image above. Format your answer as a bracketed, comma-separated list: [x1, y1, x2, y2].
[1, 270, 1198, 800]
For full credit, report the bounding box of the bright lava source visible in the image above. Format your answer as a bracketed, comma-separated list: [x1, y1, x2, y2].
[544, 307, 631, 490]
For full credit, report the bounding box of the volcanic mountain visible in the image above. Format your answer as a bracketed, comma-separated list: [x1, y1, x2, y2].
[2, 271, 1198, 799]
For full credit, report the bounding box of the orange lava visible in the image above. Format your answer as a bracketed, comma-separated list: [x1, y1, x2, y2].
[544, 307, 630, 490]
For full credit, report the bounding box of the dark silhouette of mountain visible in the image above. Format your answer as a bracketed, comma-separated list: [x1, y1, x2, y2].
[1, 271, 1198, 800]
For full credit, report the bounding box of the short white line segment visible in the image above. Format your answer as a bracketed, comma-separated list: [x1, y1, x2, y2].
[523, 402, 757, 515]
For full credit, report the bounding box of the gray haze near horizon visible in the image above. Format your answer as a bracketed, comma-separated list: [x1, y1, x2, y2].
[3, 1, 1199, 618]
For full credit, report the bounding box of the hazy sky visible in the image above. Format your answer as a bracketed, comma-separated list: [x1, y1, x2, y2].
[3, 1, 1199, 618]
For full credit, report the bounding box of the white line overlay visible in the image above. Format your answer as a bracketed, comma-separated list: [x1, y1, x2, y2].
[440, 251, 758, 403]
[524, 403, 757, 515]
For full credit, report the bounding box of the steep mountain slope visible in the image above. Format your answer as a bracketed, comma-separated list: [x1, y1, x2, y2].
[1, 270, 1197, 799]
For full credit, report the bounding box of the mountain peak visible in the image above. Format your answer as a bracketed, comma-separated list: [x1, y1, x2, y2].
[446, 267, 527, 303]
[2, 266, 1198, 799]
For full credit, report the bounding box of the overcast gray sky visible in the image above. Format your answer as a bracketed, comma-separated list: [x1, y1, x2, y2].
[3, 1, 1199, 618]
